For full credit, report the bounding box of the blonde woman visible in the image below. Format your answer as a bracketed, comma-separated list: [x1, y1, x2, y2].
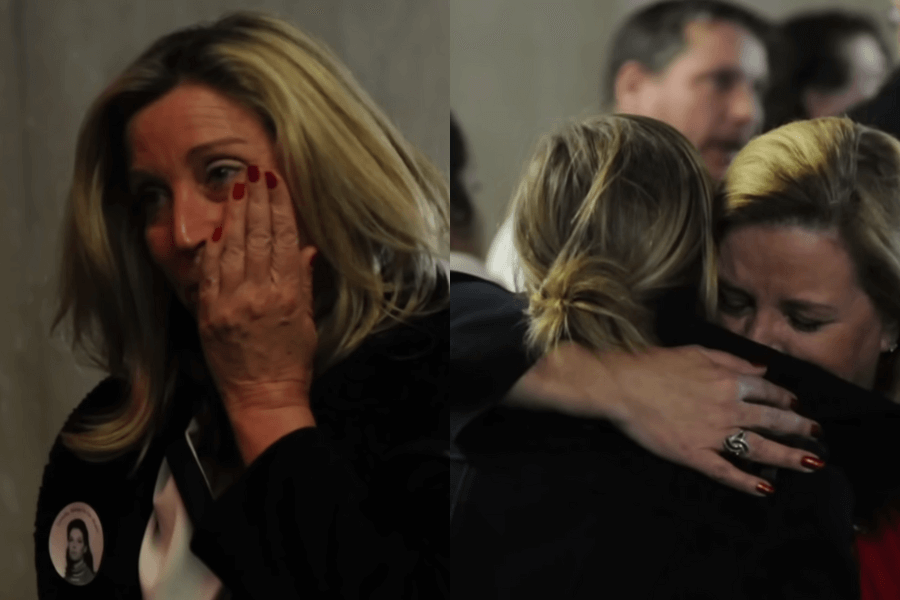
[716, 116, 900, 600]
[450, 115, 876, 599]
[34, 12, 447, 599]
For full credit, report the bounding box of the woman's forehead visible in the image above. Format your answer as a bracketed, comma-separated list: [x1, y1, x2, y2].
[718, 224, 863, 301]
[126, 83, 270, 174]
[128, 85, 258, 148]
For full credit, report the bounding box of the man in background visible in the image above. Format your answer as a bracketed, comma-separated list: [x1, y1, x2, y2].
[848, 0, 900, 137]
[485, 0, 770, 291]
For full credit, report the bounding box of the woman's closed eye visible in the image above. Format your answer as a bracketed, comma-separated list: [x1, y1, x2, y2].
[787, 313, 830, 333]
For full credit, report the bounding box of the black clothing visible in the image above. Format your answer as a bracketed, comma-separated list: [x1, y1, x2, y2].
[449, 272, 900, 599]
[449, 271, 530, 438]
[35, 309, 448, 599]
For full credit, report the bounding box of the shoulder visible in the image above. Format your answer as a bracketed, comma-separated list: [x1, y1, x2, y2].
[309, 310, 447, 456]
[315, 309, 447, 400]
[450, 270, 527, 324]
[38, 376, 132, 486]
[35, 377, 139, 561]
[353, 307, 447, 364]
[59, 376, 129, 435]
[37, 376, 140, 512]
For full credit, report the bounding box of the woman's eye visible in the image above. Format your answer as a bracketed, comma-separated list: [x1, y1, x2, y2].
[135, 186, 169, 218]
[789, 316, 826, 333]
[206, 163, 242, 188]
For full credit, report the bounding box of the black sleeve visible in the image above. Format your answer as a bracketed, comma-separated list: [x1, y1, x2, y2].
[190, 428, 447, 599]
[450, 271, 533, 439]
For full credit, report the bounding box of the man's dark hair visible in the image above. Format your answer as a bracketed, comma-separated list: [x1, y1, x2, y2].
[603, 0, 771, 108]
[763, 10, 890, 131]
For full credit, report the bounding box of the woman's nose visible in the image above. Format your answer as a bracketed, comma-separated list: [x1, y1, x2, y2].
[745, 312, 785, 353]
[171, 184, 220, 249]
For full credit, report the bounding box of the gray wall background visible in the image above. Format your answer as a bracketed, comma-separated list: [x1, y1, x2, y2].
[452, 0, 898, 257]
[0, 1, 448, 597]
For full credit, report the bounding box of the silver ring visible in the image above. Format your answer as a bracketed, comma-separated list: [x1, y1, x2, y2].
[723, 429, 751, 458]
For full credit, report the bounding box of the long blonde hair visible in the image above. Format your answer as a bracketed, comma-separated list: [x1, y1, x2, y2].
[53, 12, 448, 461]
[513, 114, 716, 356]
[719, 117, 900, 399]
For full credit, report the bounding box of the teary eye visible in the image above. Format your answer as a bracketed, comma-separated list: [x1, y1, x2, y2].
[205, 161, 242, 189]
[134, 183, 170, 221]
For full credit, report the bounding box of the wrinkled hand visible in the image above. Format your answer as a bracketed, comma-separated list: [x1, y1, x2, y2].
[510, 343, 823, 496]
[197, 167, 318, 416]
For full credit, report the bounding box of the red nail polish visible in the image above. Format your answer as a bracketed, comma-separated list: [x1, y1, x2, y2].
[234, 183, 245, 200]
[790, 397, 800, 412]
[265, 171, 277, 189]
[248, 165, 260, 182]
[756, 482, 775, 495]
[811, 423, 823, 438]
[801, 456, 825, 470]
[212, 226, 222, 242]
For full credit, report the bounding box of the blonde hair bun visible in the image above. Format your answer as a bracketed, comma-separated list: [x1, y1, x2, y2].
[528, 255, 650, 352]
[512, 114, 716, 357]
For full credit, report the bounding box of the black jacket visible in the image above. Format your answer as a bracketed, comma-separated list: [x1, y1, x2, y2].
[449, 272, 900, 599]
[35, 308, 449, 599]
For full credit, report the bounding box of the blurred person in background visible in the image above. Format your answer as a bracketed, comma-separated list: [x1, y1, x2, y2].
[485, 0, 770, 291]
[764, 10, 890, 132]
[450, 113, 492, 280]
[849, 0, 900, 139]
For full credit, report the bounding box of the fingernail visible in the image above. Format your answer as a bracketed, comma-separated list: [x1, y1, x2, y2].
[801, 456, 825, 470]
[233, 182, 245, 200]
[811, 422, 823, 438]
[248, 165, 260, 183]
[790, 397, 800, 412]
[756, 482, 775, 495]
[265, 171, 277, 189]
[751, 360, 767, 369]
[212, 226, 222, 242]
